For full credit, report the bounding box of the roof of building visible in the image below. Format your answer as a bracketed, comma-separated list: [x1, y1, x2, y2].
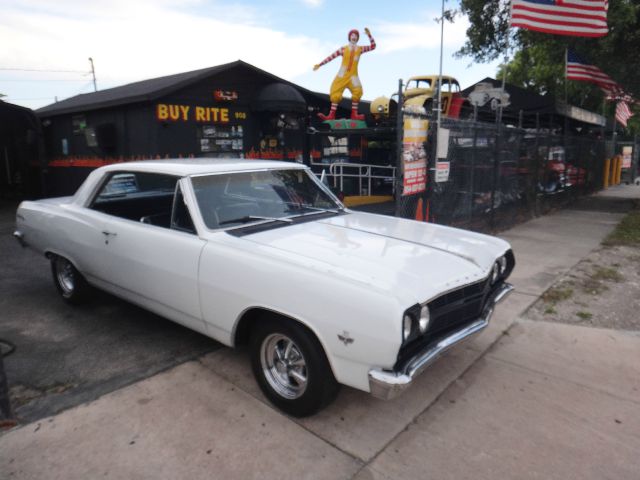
[36, 60, 357, 117]
[463, 77, 605, 127]
[463, 77, 555, 114]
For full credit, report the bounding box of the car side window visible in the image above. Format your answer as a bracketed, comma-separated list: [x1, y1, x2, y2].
[171, 184, 196, 234]
[90, 171, 178, 227]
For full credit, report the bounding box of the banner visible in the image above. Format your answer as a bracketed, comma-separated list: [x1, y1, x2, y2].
[622, 146, 632, 169]
[402, 114, 428, 195]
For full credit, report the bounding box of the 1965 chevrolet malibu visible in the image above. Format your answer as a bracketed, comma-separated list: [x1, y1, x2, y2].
[14, 159, 514, 416]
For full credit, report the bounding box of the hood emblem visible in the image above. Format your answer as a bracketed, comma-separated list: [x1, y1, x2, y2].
[338, 331, 354, 346]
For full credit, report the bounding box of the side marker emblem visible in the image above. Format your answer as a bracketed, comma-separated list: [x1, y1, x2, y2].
[338, 331, 354, 346]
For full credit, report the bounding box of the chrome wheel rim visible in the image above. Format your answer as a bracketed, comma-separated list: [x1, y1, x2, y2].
[260, 333, 308, 399]
[55, 257, 75, 295]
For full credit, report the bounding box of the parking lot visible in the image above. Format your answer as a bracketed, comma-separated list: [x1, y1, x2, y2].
[0, 201, 218, 423]
[1, 190, 639, 479]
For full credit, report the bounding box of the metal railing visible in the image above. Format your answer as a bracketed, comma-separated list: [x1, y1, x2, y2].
[311, 160, 396, 196]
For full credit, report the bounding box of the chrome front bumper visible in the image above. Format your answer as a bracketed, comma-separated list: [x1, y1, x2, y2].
[368, 282, 514, 400]
[13, 230, 27, 247]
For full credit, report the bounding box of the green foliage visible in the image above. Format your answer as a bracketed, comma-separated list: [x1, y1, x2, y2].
[576, 311, 593, 320]
[457, 0, 640, 129]
[603, 209, 640, 246]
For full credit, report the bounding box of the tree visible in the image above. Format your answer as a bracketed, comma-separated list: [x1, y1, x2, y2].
[457, 0, 640, 123]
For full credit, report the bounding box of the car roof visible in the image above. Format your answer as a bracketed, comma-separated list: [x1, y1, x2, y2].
[99, 159, 308, 176]
[407, 75, 458, 83]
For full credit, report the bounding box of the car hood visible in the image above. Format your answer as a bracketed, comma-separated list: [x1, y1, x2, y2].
[235, 211, 510, 304]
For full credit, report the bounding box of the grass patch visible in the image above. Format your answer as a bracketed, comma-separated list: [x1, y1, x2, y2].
[582, 278, 609, 295]
[544, 306, 557, 315]
[576, 311, 593, 320]
[541, 286, 573, 304]
[591, 266, 624, 283]
[603, 209, 640, 246]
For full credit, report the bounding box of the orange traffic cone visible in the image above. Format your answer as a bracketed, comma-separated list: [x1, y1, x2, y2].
[415, 198, 424, 221]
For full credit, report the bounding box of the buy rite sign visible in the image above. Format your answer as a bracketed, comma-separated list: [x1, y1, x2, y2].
[156, 103, 248, 123]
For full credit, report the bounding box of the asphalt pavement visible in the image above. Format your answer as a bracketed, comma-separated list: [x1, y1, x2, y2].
[0, 201, 219, 423]
[1, 186, 639, 479]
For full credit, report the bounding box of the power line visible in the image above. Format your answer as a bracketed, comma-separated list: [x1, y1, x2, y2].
[0, 67, 89, 73]
[0, 79, 90, 82]
[4, 97, 55, 101]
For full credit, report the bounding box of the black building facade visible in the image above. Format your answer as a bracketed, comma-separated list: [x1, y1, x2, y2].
[0, 101, 45, 199]
[37, 60, 359, 196]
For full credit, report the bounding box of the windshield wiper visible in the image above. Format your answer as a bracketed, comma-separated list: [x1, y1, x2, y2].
[287, 204, 343, 215]
[219, 215, 293, 226]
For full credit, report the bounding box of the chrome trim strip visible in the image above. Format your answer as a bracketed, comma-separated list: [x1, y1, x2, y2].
[368, 282, 514, 400]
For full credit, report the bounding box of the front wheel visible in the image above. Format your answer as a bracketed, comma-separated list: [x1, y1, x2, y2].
[50, 255, 90, 304]
[250, 319, 339, 417]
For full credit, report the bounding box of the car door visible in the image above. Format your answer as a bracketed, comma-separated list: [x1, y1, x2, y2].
[93, 176, 207, 334]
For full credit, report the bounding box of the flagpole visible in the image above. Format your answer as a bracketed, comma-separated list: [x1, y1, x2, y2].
[564, 47, 568, 104]
[612, 105, 618, 158]
[436, 0, 444, 132]
[501, 32, 509, 91]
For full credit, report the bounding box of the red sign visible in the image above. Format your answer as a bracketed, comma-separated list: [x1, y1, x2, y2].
[214, 90, 238, 101]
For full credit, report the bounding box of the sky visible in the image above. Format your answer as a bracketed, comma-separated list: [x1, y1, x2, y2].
[0, 0, 502, 111]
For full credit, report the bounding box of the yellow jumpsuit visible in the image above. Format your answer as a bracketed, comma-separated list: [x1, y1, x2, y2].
[330, 45, 364, 104]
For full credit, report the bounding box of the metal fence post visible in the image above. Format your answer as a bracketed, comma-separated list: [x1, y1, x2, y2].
[469, 121, 478, 229]
[0, 353, 12, 421]
[394, 79, 404, 217]
[490, 118, 503, 231]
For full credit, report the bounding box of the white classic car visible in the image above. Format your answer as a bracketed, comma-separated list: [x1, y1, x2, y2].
[14, 159, 514, 416]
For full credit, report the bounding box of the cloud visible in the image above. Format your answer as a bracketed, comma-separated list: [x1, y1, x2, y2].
[300, 0, 324, 7]
[0, 0, 328, 104]
[374, 14, 470, 54]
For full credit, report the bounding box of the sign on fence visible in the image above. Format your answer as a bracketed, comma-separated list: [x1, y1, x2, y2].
[437, 128, 450, 159]
[622, 146, 632, 169]
[402, 114, 428, 195]
[435, 161, 450, 183]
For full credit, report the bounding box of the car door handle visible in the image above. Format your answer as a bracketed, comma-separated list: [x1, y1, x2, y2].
[101, 230, 117, 237]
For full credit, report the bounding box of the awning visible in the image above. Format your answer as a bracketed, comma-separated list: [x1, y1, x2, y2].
[252, 83, 307, 114]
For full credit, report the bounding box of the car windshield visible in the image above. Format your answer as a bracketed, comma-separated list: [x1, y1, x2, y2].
[191, 168, 342, 230]
[407, 79, 433, 90]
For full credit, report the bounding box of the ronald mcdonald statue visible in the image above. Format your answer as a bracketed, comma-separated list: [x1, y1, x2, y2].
[314, 28, 376, 121]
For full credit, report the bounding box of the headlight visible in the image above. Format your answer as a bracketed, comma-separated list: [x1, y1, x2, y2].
[403, 314, 414, 341]
[498, 255, 507, 275]
[491, 262, 500, 284]
[418, 305, 430, 333]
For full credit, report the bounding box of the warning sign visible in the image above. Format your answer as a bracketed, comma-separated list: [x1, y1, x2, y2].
[435, 161, 450, 183]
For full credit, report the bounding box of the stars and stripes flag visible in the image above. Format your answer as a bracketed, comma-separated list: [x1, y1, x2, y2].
[615, 101, 633, 127]
[566, 49, 621, 93]
[510, 0, 609, 37]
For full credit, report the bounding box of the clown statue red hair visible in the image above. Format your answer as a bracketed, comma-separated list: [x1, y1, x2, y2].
[314, 28, 376, 121]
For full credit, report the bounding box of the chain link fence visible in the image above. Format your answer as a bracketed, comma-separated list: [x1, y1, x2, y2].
[396, 117, 609, 233]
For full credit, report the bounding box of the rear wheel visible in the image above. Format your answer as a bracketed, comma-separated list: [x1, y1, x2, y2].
[50, 255, 90, 304]
[250, 318, 339, 417]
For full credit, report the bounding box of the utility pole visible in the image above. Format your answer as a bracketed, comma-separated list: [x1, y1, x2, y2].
[89, 57, 97, 92]
[436, 0, 445, 131]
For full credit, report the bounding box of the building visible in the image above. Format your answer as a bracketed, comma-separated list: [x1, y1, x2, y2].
[0, 101, 44, 199]
[36, 60, 368, 195]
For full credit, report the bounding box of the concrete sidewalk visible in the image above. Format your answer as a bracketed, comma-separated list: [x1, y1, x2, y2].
[1, 185, 639, 479]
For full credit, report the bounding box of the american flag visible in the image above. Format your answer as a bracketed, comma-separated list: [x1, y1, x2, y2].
[510, 0, 609, 37]
[566, 49, 623, 94]
[615, 101, 633, 127]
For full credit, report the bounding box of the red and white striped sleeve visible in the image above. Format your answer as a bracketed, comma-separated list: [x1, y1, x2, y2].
[318, 47, 344, 67]
[361, 31, 376, 53]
